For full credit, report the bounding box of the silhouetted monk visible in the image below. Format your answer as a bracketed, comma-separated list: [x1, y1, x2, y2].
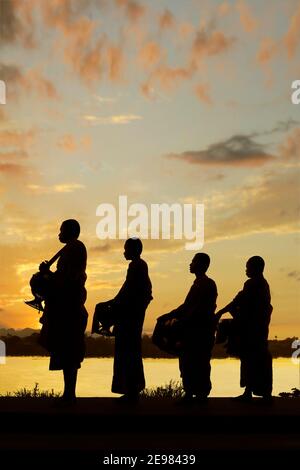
[111, 238, 152, 403]
[216, 256, 273, 401]
[39, 219, 88, 404]
[168, 253, 217, 403]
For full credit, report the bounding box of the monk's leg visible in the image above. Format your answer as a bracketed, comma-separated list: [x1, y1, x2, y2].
[63, 367, 78, 400]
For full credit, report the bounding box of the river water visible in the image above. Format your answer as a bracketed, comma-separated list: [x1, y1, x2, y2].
[0, 357, 298, 397]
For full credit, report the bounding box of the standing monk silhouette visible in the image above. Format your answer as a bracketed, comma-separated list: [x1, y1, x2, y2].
[167, 253, 218, 403]
[111, 238, 152, 403]
[216, 256, 273, 401]
[39, 219, 88, 404]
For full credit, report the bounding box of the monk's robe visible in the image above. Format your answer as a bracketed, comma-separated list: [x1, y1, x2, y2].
[228, 275, 273, 396]
[40, 239, 88, 370]
[111, 258, 152, 395]
[174, 275, 218, 397]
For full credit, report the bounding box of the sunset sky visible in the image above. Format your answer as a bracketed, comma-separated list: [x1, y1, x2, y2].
[0, 0, 299, 338]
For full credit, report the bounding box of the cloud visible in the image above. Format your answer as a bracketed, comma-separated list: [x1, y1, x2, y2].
[268, 119, 299, 135]
[22, 69, 59, 99]
[107, 45, 124, 81]
[257, 2, 300, 67]
[57, 134, 91, 153]
[191, 25, 235, 67]
[90, 243, 112, 253]
[0, 0, 19, 45]
[0, 129, 35, 175]
[141, 20, 235, 97]
[66, 37, 105, 86]
[83, 114, 142, 124]
[27, 183, 85, 194]
[217, 2, 231, 17]
[138, 42, 162, 69]
[0, 150, 27, 161]
[236, 0, 258, 33]
[142, 64, 194, 94]
[0, 129, 35, 146]
[94, 94, 116, 103]
[204, 166, 300, 242]
[159, 9, 175, 30]
[0, 63, 58, 100]
[115, 0, 146, 23]
[196, 128, 300, 242]
[47, 183, 85, 193]
[57, 134, 77, 153]
[278, 127, 300, 160]
[194, 83, 212, 105]
[0, 63, 22, 99]
[287, 271, 300, 282]
[38, 2, 103, 86]
[179, 22, 194, 39]
[0, 108, 7, 121]
[256, 37, 278, 65]
[0, 0, 35, 48]
[250, 119, 300, 139]
[167, 134, 274, 167]
[0, 163, 26, 175]
[284, 2, 300, 59]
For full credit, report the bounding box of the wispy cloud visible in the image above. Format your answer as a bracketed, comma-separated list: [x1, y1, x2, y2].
[27, 183, 85, 194]
[236, 0, 258, 33]
[94, 94, 117, 104]
[57, 134, 91, 153]
[159, 9, 175, 31]
[83, 114, 142, 125]
[194, 82, 212, 105]
[0, 128, 35, 175]
[256, 2, 300, 70]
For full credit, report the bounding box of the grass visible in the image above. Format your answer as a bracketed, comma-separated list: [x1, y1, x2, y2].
[1, 383, 61, 398]
[278, 387, 300, 398]
[141, 380, 184, 399]
[1, 382, 299, 399]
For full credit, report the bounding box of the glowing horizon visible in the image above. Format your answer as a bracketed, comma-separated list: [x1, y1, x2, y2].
[0, 0, 299, 339]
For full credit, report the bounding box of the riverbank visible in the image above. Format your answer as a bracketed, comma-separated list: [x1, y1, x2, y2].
[1, 332, 298, 358]
[0, 397, 299, 465]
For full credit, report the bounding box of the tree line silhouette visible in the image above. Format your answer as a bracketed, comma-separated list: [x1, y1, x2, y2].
[1, 332, 296, 359]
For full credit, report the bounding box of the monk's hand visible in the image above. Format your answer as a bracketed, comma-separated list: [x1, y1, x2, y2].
[39, 261, 50, 273]
[215, 311, 223, 320]
[165, 318, 178, 327]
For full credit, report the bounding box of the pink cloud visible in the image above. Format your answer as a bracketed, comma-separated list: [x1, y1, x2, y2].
[0, 163, 26, 175]
[191, 28, 235, 67]
[22, 69, 59, 99]
[194, 83, 212, 105]
[0, 130, 35, 147]
[278, 127, 300, 160]
[115, 0, 146, 23]
[107, 45, 124, 82]
[138, 42, 162, 69]
[284, 2, 300, 59]
[159, 9, 175, 30]
[57, 134, 92, 153]
[74, 39, 105, 86]
[236, 0, 258, 33]
[256, 37, 278, 65]
[217, 2, 231, 17]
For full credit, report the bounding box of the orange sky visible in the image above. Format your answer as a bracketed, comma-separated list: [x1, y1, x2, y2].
[0, 0, 299, 339]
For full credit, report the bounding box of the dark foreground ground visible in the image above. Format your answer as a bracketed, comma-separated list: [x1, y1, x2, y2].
[0, 397, 299, 466]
